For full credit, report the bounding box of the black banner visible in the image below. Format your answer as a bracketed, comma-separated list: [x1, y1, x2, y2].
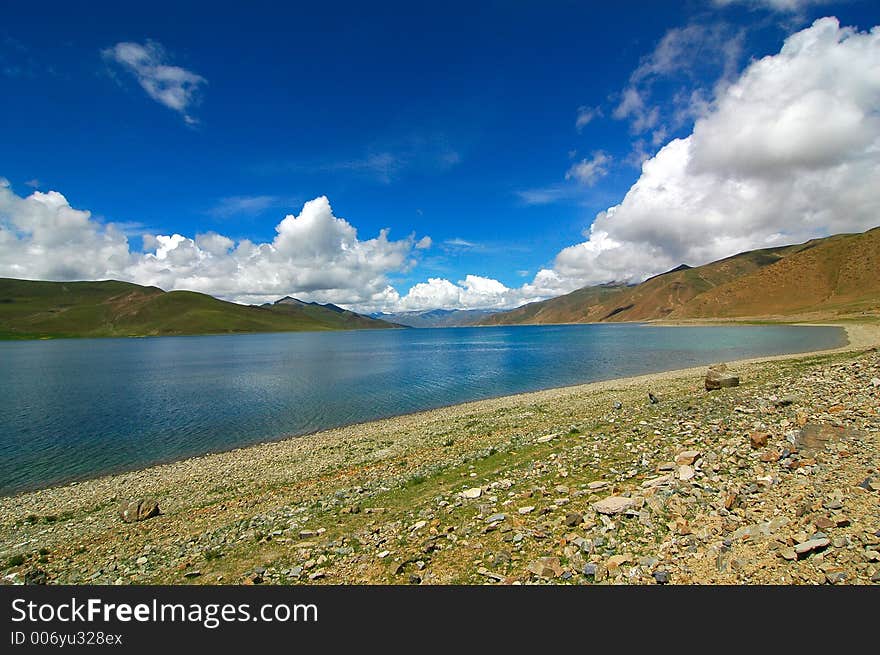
[0, 584, 873, 650]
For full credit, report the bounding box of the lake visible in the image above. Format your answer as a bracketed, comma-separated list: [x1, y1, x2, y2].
[0, 324, 845, 495]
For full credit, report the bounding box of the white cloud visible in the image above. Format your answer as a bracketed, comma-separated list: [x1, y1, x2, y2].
[713, 0, 830, 13]
[614, 23, 744, 148]
[0, 186, 426, 307]
[206, 195, 282, 218]
[102, 41, 206, 124]
[547, 17, 880, 286]
[396, 17, 880, 312]
[575, 105, 600, 131]
[565, 152, 611, 186]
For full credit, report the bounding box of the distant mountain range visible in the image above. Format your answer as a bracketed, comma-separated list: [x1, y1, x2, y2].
[369, 308, 501, 328]
[0, 279, 401, 339]
[479, 226, 880, 325]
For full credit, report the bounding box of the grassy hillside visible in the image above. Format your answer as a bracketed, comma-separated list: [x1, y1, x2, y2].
[480, 227, 880, 325]
[0, 279, 400, 339]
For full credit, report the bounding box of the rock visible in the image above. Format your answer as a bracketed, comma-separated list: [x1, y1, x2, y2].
[774, 395, 798, 407]
[780, 548, 797, 561]
[795, 423, 864, 452]
[120, 498, 160, 523]
[485, 513, 506, 523]
[535, 434, 555, 444]
[606, 554, 630, 570]
[527, 557, 563, 579]
[518, 506, 535, 514]
[795, 537, 830, 558]
[461, 487, 482, 499]
[705, 366, 740, 391]
[183, 570, 201, 578]
[871, 377, 880, 388]
[583, 563, 598, 578]
[564, 512, 583, 527]
[136, 556, 148, 565]
[593, 496, 635, 515]
[675, 450, 700, 466]
[587, 481, 610, 490]
[749, 432, 769, 449]
[24, 569, 47, 585]
[653, 570, 669, 584]
[641, 474, 673, 489]
[677, 465, 695, 481]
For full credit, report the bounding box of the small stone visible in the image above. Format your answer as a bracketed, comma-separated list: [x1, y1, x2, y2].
[527, 557, 563, 579]
[518, 506, 535, 514]
[780, 548, 797, 561]
[565, 512, 583, 527]
[461, 487, 482, 499]
[587, 481, 610, 490]
[136, 556, 148, 565]
[675, 450, 700, 466]
[795, 537, 830, 558]
[677, 465, 695, 481]
[653, 570, 669, 585]
[120, 498, 160, 523]
[760, 450, 780, 463]
[871, 377, 880, 388]
[593, 496, 635, 515]
[750, 432, 769, 449]
[535, 434, 555, 443]
[583, 563, 598, 578]
[705, 367, 739, 390]
[377, 550, 391, 559]
[606, 554, 630, 570]
[183, 570, 201, 578]
[485, 513, 506, 523]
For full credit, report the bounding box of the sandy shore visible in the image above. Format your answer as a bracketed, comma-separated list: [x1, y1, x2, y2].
[1, 321, 878, 585]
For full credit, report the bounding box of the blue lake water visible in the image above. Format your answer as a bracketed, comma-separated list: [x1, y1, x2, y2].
[0, 324, 845, 495]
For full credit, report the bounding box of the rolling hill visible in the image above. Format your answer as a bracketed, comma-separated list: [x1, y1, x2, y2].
[0, 279, 401, 339]
[480, 227, 880, 326]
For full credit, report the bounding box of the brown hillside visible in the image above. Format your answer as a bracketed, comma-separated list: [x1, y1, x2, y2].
[480, 227, 880, 325]
[671, 227, 880, 319]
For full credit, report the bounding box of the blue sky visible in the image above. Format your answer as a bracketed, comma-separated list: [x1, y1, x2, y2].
[2, 1, 880, 311]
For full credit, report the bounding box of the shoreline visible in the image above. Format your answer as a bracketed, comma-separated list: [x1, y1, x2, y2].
[0, 322, 872, 501]
[1, 322, 877, 585]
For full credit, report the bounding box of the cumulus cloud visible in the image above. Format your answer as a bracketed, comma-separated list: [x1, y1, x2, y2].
[550, 17, 880, 285]
[394, 17, 880, 311]
[102, 41, 206, 124]
[0, 185, 425, 307]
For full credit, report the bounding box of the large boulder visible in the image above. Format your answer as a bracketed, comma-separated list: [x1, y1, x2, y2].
[705, 364, 740, 391]
[120, 498, 160, 523]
